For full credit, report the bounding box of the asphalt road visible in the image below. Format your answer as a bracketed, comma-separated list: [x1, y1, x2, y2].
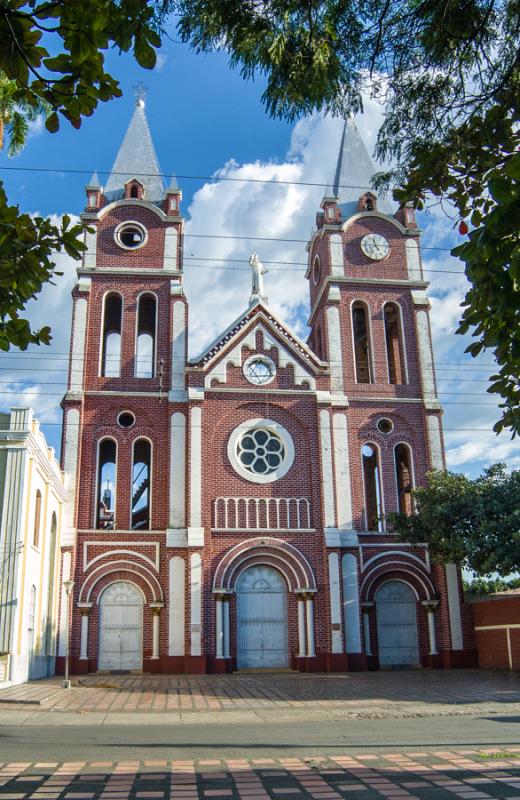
[0, 714, 519, 761]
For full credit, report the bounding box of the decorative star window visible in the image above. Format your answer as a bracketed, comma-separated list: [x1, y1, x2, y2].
[243, 355, 276, 386]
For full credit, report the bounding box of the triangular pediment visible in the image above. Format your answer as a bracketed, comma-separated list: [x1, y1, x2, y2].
[189, 301, 327, 390]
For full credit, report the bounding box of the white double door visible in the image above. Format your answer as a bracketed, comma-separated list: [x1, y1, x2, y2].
[376, 580, 420, 666]
[236, 566, 289, 669]
[98, 582, 143, 671]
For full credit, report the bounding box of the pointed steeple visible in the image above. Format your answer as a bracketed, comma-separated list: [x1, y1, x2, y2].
[86, 170, 101, 189]
[331, 119, 392, 215]
[104, 97, 164, 204]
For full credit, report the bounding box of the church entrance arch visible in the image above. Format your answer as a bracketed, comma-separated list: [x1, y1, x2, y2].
[98, 581, 143, 671]
[236, 565, 289, 669]
[375, 580, 420, 667]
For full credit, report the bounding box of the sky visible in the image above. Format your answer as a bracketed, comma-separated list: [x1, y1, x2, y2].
[0, 34, 518, 476]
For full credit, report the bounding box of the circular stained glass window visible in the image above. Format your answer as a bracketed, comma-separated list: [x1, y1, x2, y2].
[243, 355, 276, 386]
[237, 427, 285, 476]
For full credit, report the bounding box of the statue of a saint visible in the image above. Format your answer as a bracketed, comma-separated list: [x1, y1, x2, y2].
[249, 251, 268, 304]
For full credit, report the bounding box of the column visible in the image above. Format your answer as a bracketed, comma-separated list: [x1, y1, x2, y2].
[223, 597, 230, 659]
[361, 602, 374, 656]
[422, 600, 440, 655]
[79, 606, 91, 660]
[151, 606, 162, 660]
[297, 594, 307, 657]
[306, 595, 316, 658]
[215, 596, 224, 659]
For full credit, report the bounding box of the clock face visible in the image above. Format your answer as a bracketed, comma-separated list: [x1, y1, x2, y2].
[360, 233, 390, 261]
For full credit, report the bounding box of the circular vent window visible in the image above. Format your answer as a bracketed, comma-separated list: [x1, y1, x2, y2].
[114, 221, 148, 250]
[377, 417, 394, 434]
[118, 411, 135, 429]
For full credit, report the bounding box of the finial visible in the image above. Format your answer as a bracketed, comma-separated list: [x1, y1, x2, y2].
[133, 82, 148, 108]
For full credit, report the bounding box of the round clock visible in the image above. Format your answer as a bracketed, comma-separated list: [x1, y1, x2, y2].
[360, 233, 390, 261]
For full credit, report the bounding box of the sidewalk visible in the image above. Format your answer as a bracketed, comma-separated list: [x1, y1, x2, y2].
[0, 670, 518, 724]
[0, 747, 519, 800]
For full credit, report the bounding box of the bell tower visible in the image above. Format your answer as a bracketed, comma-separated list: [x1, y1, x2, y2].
[59, 97, 189, 673]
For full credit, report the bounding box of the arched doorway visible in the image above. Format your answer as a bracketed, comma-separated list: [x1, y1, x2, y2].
[98, 582, 143, 670]
[375, 580, 420, 667]
[236, 565, 289, 669]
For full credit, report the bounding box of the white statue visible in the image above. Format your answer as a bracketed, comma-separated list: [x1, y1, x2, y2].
[249, 251, 268, 304]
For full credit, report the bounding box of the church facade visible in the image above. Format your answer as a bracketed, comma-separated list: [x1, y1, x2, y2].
[57, 100, 476, 675]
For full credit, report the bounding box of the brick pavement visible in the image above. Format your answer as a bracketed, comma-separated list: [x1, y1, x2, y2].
[0, 671, 519, 717]
[0, 749, 519, 800]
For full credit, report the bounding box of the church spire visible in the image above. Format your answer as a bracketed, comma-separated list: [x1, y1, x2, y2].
[104, 96, 164, 204]
[331, 118, 391, 214]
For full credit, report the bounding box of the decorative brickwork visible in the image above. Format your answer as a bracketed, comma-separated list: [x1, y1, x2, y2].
[57, 104, 477, 677]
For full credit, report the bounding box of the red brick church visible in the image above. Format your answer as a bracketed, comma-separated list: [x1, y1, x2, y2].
[57, 99, 476, 675]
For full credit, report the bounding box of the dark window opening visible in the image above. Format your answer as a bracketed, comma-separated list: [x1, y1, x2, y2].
[130, 185, 139, 198]
[101, 293, 122, 377]
[362, 443, 382, 531]
[97, 439, 116, 529]
[118, 411, 135, 429]
[352, 302, 373, 383]
[119, 224, 146, 248]
[395, 444, 413, 515]
[132, 439, 151, 530]
[384, 303, 406, 384]
[135, 294, 156, 378]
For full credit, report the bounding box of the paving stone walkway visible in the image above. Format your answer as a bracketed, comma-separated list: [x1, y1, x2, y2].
[0, 749, 519, 800]
[0, 671, 518, 718]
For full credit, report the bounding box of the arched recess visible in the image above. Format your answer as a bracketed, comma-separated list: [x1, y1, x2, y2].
[394, 442, 415, 514]
[383, 302, 407, 384]
[213, 537, 316, 592]
[375, 580, 420, 666]
[131, 437, 152, 530]
[135, 293, 157, 378]
[96, 437, 117, 529]
[351, 301, 373, 383]
[79, 559, 163, 605]
[100, 292, 123, 377]
[98, 581, 144, 671]
[361, 562, 435, 604]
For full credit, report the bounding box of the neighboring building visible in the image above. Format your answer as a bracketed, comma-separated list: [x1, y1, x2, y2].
[0, 408, 67, 685]
[57, 99, 476, 675]
[472, 590, 520, 670]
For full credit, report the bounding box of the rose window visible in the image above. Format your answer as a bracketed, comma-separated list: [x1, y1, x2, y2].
[237, 428, 285, 476]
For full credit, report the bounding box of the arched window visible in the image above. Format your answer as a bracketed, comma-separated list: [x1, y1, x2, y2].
[135, 294, 156, 378]
[395, 443, 414, 515]
[384, 303, 407, 384]
[96, 439, 116, 529]
[100, 293, 122, 377]
[33, 490, 42, 547]
[130, 184, 139, 198]
[131, 439, 151, 529]
[352, 302, 373, 383]
[45, 512, 58, 654]
[362, 443, 383, 531]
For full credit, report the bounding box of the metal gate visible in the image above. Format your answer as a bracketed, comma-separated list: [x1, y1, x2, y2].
[236, 566, 289, 669]
[375, 580, 420, 667]
[98, 582, 143, 671]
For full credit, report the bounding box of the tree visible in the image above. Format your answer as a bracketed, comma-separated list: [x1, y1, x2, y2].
[0, 0, 170, 349]
[388, 464, 520, 577]
[175, 0, 520, 434]
[463, 575, 520, 598]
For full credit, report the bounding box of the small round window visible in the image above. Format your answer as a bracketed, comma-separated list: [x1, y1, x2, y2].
[228, 418, 295, 484]
[377, 417, 394, 434]
[118, 411, 135, 429]
[114, 221, 148, 250]
[243, 355, 276, 386]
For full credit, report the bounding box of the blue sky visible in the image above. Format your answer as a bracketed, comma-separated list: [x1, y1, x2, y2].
[0, 37, 518, 475]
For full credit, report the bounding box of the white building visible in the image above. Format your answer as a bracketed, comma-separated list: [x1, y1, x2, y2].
[0, 408, 67, 686]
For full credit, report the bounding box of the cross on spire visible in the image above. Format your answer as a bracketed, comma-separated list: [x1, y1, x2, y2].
[133, 82, 149, 107]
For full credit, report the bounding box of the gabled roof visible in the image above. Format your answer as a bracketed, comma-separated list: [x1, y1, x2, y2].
[189, 299, 327, 372]
[104, 100, 164, 204]
[332, 118, 392, 216]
